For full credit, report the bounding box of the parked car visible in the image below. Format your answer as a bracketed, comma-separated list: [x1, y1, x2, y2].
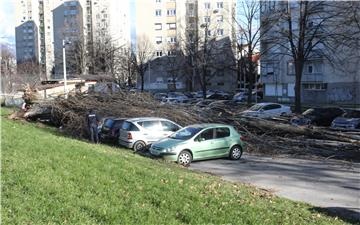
[166, 92, 189, 103]
[100, 117, 126, 142]
[118, 117, 182, 151]
[240, 103, 292, 118]
[150, 124, 246, 166]
[331, 110, 360, 130]
[207, 92, 232, 100]
[195, 99, 214, 108]
[291, 107, 345, 127]
[233, 91, 261, 102]
[154, 93, 167, 101]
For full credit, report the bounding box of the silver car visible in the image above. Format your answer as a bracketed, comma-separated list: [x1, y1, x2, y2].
[118, 117, 182, 151]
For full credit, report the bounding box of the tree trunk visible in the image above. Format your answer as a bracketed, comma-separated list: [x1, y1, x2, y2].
[202, 66, 207, 99]
[140, 71, 144, 92]
[294, 61, 304, 113]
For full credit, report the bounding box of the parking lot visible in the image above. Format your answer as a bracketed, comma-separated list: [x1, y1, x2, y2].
[190, 153, 360, 221]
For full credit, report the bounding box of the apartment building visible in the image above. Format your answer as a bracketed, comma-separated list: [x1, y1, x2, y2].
[135, 0, 237, 92]
[260, 1, 360, 106]
[15, 0, 131, 78]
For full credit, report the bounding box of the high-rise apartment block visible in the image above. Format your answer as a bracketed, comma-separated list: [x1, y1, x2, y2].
[135, 0, 237, 91]
[15, 0, 130, 79]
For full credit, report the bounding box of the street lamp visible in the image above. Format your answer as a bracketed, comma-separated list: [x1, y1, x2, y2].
[62, 39, 71, 99]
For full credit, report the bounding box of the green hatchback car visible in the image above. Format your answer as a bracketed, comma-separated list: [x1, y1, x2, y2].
[149, 124, 246, 166]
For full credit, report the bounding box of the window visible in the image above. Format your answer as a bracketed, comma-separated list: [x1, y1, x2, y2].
[204, 2, 210, 9]
[161, 121, 179, 132]
[204, 16, 210, 23]
[156, 51, 163, 57]
[188, 3, 194, 10]
[167, 23, 176, 29]
[138, 121, 161, 130]
[197, 129, 214, 141]
[308, 65, 313, 73]
[217, 82, 224, 86]
[217, 2, 223, 8]
[303, 83, 327, 91]
[155, 36, 162, 44]
[215, 128, 230, 138]
[155, 9, 161, 16]
[263, 104, 281, 111]
[167, 50, 176, 56]
[168, 36, 176, 43]
[287, 62, 295, 75]
[264, 63, 274, 75]
[217, 29, 224, 36]
[155, 23, 162, 30]
[217, 15, 223, 22]
[167, 9, 176, 16]
[122, 122, 140, 131]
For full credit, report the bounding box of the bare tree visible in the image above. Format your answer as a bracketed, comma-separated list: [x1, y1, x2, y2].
[133, 36, 154, 92]
[0, 45, 17, 93]
[263, 1, 358, 112]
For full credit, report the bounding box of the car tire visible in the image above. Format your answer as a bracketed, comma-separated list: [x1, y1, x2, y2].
[133, 141, 146, 152]
[229, 145, 243, 160]
[177, 150, 192, 167]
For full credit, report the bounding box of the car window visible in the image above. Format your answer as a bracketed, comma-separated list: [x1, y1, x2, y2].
[198, 128, 215, 141]
[161, 121, 180, 132]
[113, 120, 124, 129]
[138, 121, 162, 131]
[215, 127, 230, 138]
[122, 121, 139, 131]
[263, 104, 281, 111]
[103, 119, 114, 128]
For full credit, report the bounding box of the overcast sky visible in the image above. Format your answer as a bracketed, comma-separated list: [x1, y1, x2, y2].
[0, 0, 15, 45]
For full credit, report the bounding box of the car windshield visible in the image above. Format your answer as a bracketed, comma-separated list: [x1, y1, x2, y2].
[170, 127, 202, 140]
[249, 104, 262, 111]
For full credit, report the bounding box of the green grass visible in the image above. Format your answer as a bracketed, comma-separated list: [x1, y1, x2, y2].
[1, 108, 351, 225]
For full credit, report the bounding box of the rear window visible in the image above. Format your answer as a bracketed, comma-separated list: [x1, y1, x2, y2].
[103, 119, 114, 128]
[113, 120, 124, 129]
[215, 127, 230, 138]
[122, 121, 139, 131]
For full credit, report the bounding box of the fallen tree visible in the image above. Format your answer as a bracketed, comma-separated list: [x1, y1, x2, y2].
[13, 91, 360, 162]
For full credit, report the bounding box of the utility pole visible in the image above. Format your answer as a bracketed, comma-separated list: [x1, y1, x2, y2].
[62, 40, 71, 99]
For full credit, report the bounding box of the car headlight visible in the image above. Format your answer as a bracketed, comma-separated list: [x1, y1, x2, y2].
[164, 147, 177, 153]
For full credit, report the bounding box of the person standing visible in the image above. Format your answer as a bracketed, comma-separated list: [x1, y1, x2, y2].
[87, 110, 100, 143]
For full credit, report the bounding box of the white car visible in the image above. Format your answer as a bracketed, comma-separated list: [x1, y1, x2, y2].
[240, 103, 292, 118]
[118, 117, 182, 151]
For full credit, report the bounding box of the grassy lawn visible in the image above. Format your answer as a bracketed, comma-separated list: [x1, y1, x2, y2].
[1, 108, 351, 225]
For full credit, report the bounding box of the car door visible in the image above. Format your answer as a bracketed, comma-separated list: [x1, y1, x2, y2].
[138, 120, 163, 143]
[214, 127, 232, 156]
[191, 128, 215, 159]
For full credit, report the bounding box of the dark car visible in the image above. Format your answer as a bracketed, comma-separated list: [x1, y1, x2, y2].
[331, 110, 360, 130]
[207, 92, 232, 100]
[100, 117, 127, 142]
[291, 107, 345, 127]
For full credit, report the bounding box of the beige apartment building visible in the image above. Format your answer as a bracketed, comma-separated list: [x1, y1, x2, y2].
[135, 0, 237, 91]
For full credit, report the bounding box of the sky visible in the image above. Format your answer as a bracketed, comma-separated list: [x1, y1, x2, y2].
[0, 0, 16, 45]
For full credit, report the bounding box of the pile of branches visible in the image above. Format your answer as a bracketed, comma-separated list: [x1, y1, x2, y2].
[21, 91, 360, 162]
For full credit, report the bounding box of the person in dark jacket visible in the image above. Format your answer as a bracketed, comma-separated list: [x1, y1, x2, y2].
[87, 110, 100, 143]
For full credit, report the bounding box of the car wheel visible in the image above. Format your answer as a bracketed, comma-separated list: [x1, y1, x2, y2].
[133, 141, 146, 152]
[229, 145, 242, 160]
[177, 150, 192, 167]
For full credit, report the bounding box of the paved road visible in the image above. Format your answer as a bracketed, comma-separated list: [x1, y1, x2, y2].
[190, 153, 360, 222]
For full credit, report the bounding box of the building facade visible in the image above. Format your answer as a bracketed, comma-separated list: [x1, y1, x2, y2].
[135, 0, 237, 92]
[15, 0, 131, 79]
[260, 1, 360, 107]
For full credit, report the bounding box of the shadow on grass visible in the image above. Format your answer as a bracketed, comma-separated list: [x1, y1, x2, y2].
[311, 206, 360, 224]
